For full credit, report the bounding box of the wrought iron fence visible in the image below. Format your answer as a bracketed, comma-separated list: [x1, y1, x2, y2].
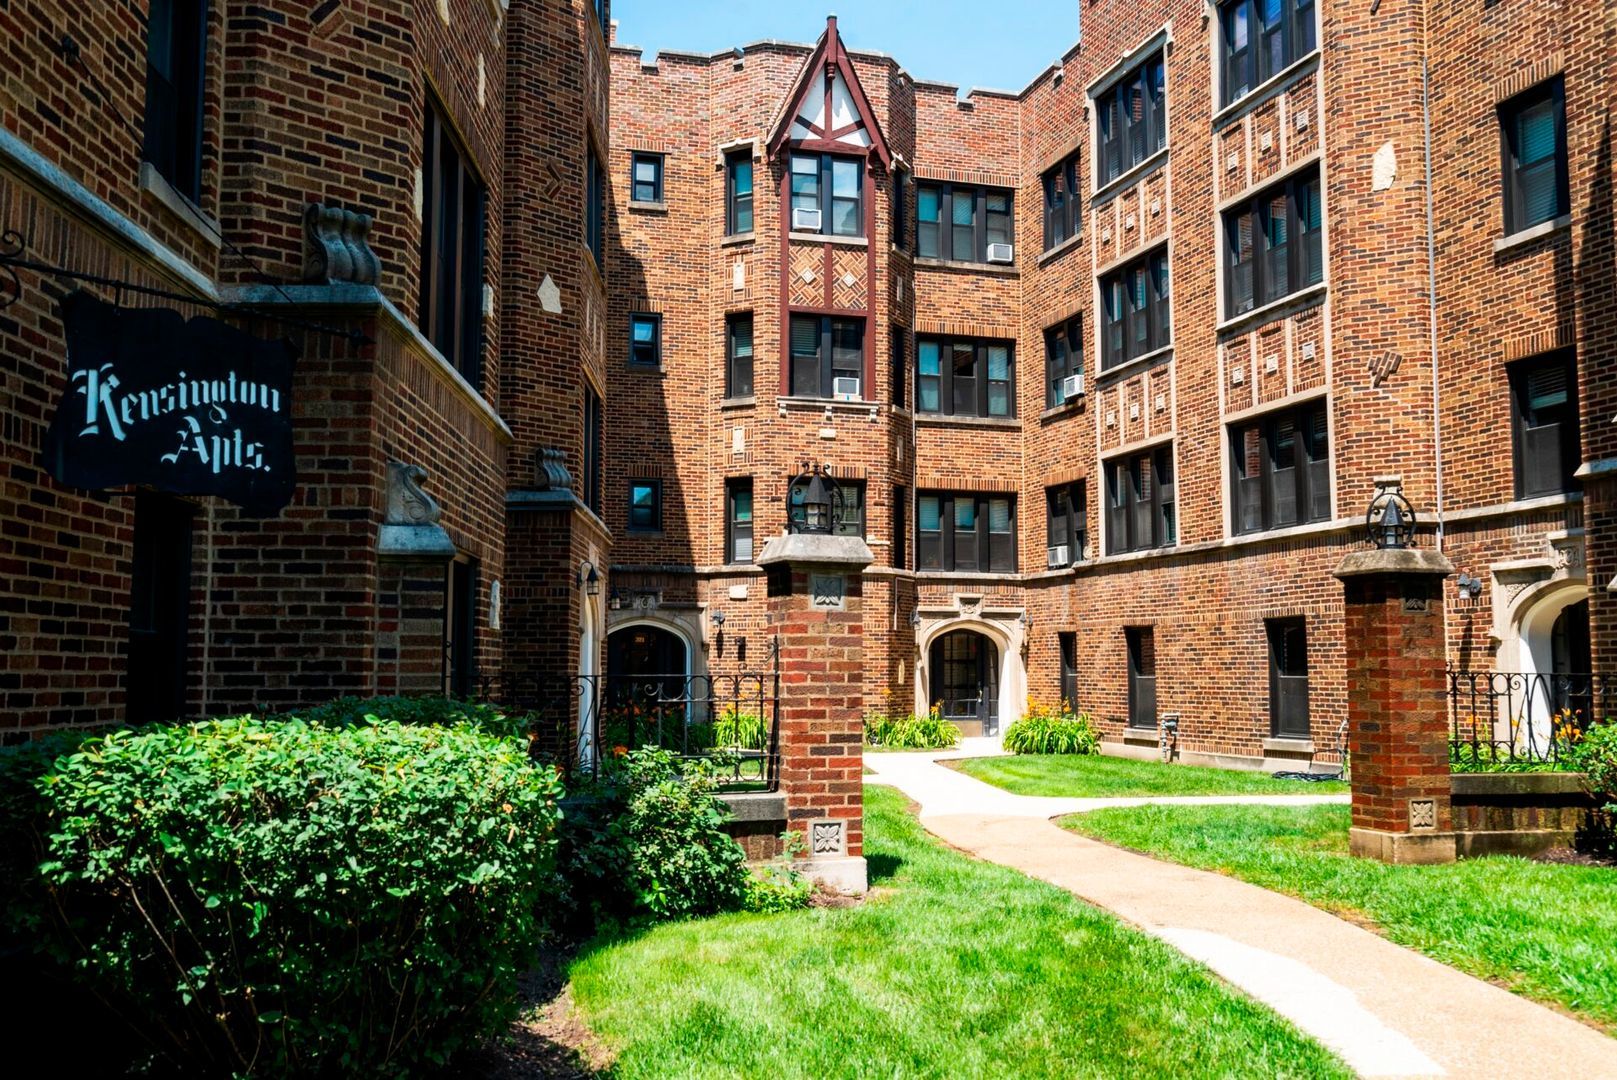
[1448, 668, 1612, 767]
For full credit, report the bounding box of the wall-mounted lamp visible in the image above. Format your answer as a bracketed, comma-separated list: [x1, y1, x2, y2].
[608, 588, 623, 610]
[1365, 478, 1417, 551]
[1456, 572, 1483, 600]
[710, 609, 727, 627]
[908, 609, 921, 629]
[578, 561, 601, 596]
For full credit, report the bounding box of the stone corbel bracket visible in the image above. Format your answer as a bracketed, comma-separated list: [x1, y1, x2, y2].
[378, 461, 456, 559]
[303, 202, 381, 286]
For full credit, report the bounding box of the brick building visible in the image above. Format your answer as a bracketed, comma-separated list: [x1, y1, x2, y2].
[600, 3, 1614, 769]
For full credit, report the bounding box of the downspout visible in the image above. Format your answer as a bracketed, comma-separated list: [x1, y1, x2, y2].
[1422, 28, 1444, 549]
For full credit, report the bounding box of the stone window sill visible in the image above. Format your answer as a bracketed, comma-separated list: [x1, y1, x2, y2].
[1092, 147, 1168, 207]
[720, 395, 756, 409]
[914, 414, 1021, 430]
[139, 162, 222, 251]
[789, 231, 867, 246]
[1037, 232, 1083, 265]
[1040, 397, 1086, 421]
[1096, 344, 1174, 384]
[1215, 282, 1328, 337]
[721, 231, 756, 246]
[1263, 737, 1315, 754]
[913, 256, 1018, 276]
[1211, 51, 1321, 130]
[628, 199, 667, 213]
[1494, 214, 1570, 254]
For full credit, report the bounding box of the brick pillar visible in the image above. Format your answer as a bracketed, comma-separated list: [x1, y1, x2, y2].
[759, 535, 872, 893]
[1335, 546, 1457, 864]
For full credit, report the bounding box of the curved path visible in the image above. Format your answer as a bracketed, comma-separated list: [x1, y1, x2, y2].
[864, 746, 1616, 1080]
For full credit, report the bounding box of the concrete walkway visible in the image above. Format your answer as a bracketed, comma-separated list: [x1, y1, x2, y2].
[864, 747, 1616, 1080]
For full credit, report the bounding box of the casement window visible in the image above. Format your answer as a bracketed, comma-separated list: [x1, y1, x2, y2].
[630, 152, 663, 203]
[585, 144, 604, 269]
[628, 479, 662, 531]
[917, 493, 1016, 573]
[1267, 617, 1309, 739]
[1510, 351, 1580, 499]
[894, 485, 908, 570]
[915, 183, 1014, 263]
[1230, 400, 1331, 534]
[628, 313, 661, 367]
[1219, 0, 1317, 108]
[890, 324, 908, 408]
[1105, 445, 1176, 554]
[1499, 79, 1568, 235]
[726, 478, 754, 563]
[788, 314, 864, 399]
[790, 478, 865, 537]
[420, 97, 488, 384]
[1042, 151, 1081, 250]
[790, 153, 863, 236]
[447, 558, 478, 699]
[891, 168, 908, 248]
[1046, 482, 1087, 568]
[144, 0, 208, 203]
[1044, 315, 1085, 409]
[583, 385, 603, 515]
[1224, 166, 1323, 318]
[726, 313, 753, 398]
[1100, 248, 1171, 370]
[916, 337, 1014, 418]
[1126, 627, 1157, 730]
[1095, 53, 1167, 187]
[726, 150, 754, 235]
[1059, 632, 1079, 712]
[127, 492, 196, 722]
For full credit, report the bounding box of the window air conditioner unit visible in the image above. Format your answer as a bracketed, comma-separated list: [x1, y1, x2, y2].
[832, 376, 861, 400]
[986, 242, 1015, 264]
[1047, 544, 1070, 568]
[792, 207, 822, 232]
[1062, 373, 1085, 400]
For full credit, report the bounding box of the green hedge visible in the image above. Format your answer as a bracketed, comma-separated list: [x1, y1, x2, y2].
[274, 694, 536, 743]
[1, 716, 562, 1077]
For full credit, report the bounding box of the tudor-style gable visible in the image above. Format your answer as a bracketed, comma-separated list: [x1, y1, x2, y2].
[767, 16, 891, 169]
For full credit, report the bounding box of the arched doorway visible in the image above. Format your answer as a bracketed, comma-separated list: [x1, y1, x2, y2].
[1551, 599, 1591, 678]
[929, 629, 1000, 736]
[604, 623, 692, 749]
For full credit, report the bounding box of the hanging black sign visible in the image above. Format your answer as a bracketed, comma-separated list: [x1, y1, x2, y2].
[42, 292, 297, 515]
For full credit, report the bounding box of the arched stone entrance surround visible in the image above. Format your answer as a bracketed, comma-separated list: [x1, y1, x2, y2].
[912, 595, 1027, 737]
[1488, 531, 1589, 745]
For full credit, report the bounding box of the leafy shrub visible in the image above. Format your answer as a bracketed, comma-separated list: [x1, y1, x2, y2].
[864, 706, 961, 750]
[555, 748, 749, 928]
[742, 830, 812, 914]
[274, 694, 537, 743]
[4, 717, 562, 1077]
[1570, 721, 1617, 813]
[1002, 698, 1100, 755]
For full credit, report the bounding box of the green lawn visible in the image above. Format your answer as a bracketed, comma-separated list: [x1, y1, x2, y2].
[567, 785, 1350, 1079]
[1066, 804, 1617, 1032]
[953, 752, 1348, 798]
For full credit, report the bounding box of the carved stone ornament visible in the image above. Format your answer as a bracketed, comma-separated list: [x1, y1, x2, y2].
[302, 202, 380, 285]
[811, 820, 846, 856]
[385, 462, 441, 525]
[536, 447, 574, 492]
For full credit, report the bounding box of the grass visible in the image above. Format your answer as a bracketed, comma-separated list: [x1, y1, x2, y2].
[1066, 803, 1617, 1032]
[953, 752, 1348, 798]
[567, 784, 1351, 1079]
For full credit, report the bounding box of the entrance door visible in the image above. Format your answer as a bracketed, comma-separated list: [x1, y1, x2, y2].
[127, 493, 195, 722]
[1550, 599, 1593, 721]
[930, 629, 1000, 735]
[605, 625, 690, 746]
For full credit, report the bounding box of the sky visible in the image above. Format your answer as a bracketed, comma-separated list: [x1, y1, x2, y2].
[610, 0, 1080, 93]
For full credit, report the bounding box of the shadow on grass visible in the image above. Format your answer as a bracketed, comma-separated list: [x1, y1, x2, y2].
[866, 850, 903, 885]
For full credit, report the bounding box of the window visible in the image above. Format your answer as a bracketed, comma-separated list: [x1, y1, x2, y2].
[726, 479, 754, 563]
[592, 0, 608, 38]
[916, 337, 1014, 418]
[1059, 632, 1079, 712]
[726, 149, 754, 235]
[1230, 400, 1331, 534]
[790, 478, 865, 537]
[1510, 351, 1579, 498]
[628, 313, 661, 367]
[630, 152, 663, 203]
[1042, 151, 1081, 250]
[917, 493, 1016, 573]
[891, 168, 908, 248]
[915, 183, 1014, 263]
[628, 480, 662, 531]
[1100, 248, 1171, 370]
[1044, 315, 1084, 409]
[1267, 617, 1309, 739]
[1500, 79, 1568, 235]
[1095, 53, 1166, 187]
[144, 0, 208, 203]
[1105, 445, 1175, 554]
[1126, 627, 1157, 730]
[420, 96, 487, 384]
[1224, 166, 1322, 318]
[894, 485, 908, 570]
[583, 385, 603, 515]
[789, 314, 864, 399]
[790, 153, 862, 236]
[726, 313, 753, 398]
[1219, 0, 1317, 108]
[890, 324, 908, 407]
[585, 144, 604, 269]
[447, 558, 478, 699]
[1046, 482, 1086, 567]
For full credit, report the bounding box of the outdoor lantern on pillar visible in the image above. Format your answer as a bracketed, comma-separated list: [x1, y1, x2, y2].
[787, 461, 840, 535]
[1365, 479, 1417, 550]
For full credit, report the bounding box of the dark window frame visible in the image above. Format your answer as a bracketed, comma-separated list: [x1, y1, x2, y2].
[726, 478, 754, 564]
[894, 484, 908, 571]
[1059, 632, 1079, 713]
[788, 313, 865, 399]
[1229, 399, 1331, 535]
[726, 312, 754, 398]
[1044, 315, 1085, 409]
[627, 479, 662, 532]
[630, 151, 664, 203]
[1045, 481, 1087, 567]
[1126, 626, 1158, 731]
[419, 94, 488, 386]
[144, 0, 209, 204]
[1095, 52, 1167, 187]
[585, 143, 605, 270]
[916, 492, 1017, 574]
[583, 385, 603, 515]
[915, 335, 1015, 419]
[1218, 0, 1318, 109]
[1224, 166, 1323, 318]
[890, 323, 908, 408]
[628, 312, 661, 368]
[789, 151, 864, 237]
[593, 0, 609, 39]
[915, 182, 1015, 263]
[1105, 445, 1176, 554]
[1509, 351, 1580, 499]
[1042, 151, 1081, 251]
[891, 167, 908, 248]
[1267, 616, 1310, 739]
[725, 149, 754, 235]
[1100, 247, 1171, 370]
[1499, 79, 1569, 236]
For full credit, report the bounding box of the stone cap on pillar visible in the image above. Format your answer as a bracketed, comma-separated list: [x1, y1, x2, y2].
[755, 532, 874, 569]
[1334, 547, 1455, 580]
